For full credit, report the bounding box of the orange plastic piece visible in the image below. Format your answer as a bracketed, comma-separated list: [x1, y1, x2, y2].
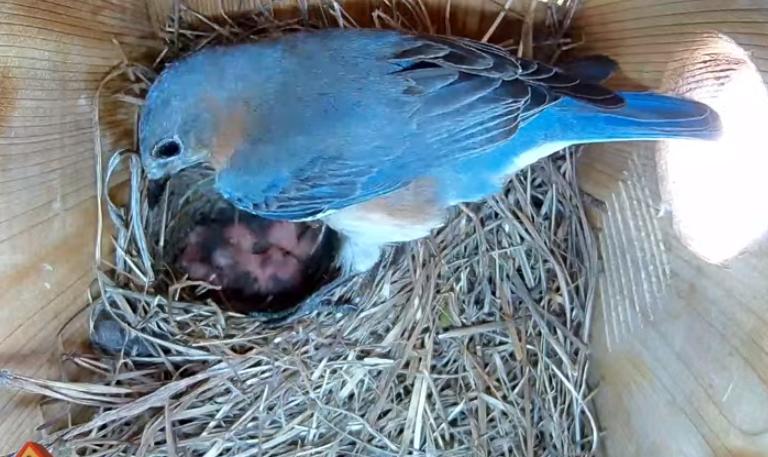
[15, 442, 53, 457]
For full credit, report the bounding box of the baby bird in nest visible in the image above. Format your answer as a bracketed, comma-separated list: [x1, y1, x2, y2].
[143, 168, 339, 315]
[177, 215, 334, 314]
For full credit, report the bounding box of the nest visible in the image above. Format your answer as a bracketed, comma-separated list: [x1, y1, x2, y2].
[1, 0, 601, 455]
[142, 166, 342, 319]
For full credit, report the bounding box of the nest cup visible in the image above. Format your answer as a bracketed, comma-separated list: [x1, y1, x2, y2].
[2, 0, 767, 456]
[144, 166, 342, 319]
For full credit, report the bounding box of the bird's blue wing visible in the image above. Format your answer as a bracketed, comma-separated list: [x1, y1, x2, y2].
[392, 35, 624, 162]
[223, 31, 625, 220]
[247, 159, 404, 220]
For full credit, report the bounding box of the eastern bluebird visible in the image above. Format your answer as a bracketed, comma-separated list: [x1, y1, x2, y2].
[139, 29, 721, 273]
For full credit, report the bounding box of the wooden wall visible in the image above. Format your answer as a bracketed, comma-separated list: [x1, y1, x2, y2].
[575, 1, 768, 456]
[0, 1, 157, 451]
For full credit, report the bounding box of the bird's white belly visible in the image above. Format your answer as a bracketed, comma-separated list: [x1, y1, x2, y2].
[326, 211, 440, 243]
[323, 179, 445, 272]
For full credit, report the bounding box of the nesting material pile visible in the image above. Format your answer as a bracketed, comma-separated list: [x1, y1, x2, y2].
[1, 0, 600, 455]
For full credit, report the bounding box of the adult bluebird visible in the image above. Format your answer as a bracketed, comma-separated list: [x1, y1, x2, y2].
[139, 29, 721, 273]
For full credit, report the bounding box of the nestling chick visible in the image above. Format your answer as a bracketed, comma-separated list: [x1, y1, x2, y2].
[180, 220, 320, 294]
[176, 214, 333, 314]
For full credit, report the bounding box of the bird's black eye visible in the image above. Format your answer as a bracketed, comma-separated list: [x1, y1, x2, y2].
[152, 139, 182, 159]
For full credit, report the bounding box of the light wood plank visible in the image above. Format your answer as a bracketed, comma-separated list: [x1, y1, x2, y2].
[576, 2, 768, 456]
[0, 0, 157, 452]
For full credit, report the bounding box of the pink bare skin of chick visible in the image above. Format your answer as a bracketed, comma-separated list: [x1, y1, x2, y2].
[179, 220, 321, 297]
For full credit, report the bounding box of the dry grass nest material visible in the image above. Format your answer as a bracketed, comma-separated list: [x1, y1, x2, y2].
[1, 0, 602, 455]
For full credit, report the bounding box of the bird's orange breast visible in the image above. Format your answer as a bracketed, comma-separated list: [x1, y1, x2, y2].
[326, 178, 445, 243]
[204, 96, 248, 170]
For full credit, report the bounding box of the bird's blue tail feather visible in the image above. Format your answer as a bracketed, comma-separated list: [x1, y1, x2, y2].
[558, 92, 722, 143]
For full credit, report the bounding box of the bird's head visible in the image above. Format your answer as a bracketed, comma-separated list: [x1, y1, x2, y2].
[139, 47, 255, 183]
[137, 42, 325, 220]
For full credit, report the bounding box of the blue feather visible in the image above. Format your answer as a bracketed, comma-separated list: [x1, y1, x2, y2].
[140, 28, 721, 222]
[551, 92, 722, 143]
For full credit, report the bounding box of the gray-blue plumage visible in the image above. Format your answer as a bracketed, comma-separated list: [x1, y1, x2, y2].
[139, 28, 721, 271]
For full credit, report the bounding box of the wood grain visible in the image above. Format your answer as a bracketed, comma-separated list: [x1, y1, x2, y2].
[0, 0, 158, 452]
[575, 1, 768, 456]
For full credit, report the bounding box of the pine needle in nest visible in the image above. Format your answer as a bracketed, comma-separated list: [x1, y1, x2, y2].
[1, 0, 601, 456]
